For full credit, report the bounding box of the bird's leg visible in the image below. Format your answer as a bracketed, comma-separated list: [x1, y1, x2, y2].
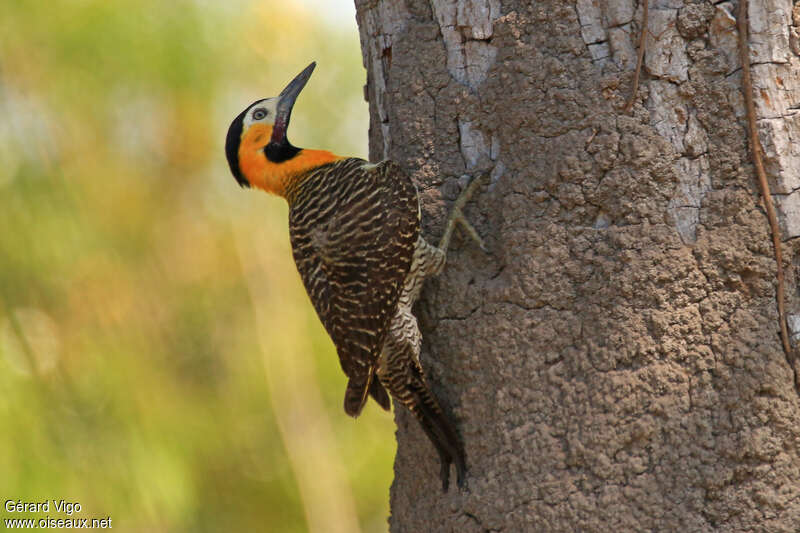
[438, 173, 488, 254]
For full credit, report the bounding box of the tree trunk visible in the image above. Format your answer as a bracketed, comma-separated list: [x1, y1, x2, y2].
[355, 0, 800, 531]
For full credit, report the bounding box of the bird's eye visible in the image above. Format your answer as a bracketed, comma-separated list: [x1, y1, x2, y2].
[253, 108, 267, 120]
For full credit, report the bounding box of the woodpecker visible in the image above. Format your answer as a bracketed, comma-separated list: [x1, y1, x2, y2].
[225, 62, 486, 490]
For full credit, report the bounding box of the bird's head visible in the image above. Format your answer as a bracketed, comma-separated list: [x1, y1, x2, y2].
[226, 62, 338, 197]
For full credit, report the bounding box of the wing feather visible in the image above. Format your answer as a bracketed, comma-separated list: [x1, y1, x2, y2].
[288, 158, 419, 413]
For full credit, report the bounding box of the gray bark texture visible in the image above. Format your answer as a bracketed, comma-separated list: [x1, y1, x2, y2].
[354, 0, 800, 531]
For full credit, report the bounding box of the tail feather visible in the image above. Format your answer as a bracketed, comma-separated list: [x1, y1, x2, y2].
[369, 378, 391, 411]
[406, 365, 467, 491]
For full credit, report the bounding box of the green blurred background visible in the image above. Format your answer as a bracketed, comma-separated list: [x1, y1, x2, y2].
[0, 1, 396, 531]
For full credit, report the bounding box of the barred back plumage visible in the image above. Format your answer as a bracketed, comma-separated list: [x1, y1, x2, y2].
[286, 158, 420, 416]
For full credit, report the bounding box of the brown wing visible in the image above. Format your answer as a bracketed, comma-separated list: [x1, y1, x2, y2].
[288, 158, 419, 416]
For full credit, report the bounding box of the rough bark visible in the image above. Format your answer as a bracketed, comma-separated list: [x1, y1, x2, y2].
[354, 0, 800, 531]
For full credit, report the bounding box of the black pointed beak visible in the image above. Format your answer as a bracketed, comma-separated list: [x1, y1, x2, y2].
[271, 62, 316, 144]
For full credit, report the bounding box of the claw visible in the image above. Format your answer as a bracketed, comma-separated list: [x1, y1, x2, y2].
[455, 214, 489, 254]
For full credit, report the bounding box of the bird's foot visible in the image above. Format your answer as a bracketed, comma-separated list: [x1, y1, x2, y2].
[438, 173, 489, 254]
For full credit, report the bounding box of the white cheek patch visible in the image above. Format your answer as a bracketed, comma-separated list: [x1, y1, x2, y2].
[243, 98, 280, 131]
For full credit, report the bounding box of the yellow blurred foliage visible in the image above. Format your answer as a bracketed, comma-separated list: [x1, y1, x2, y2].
[0, 1, 393, 532]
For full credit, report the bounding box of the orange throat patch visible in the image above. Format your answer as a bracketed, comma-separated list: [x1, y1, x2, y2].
[238, 124, 343, 197]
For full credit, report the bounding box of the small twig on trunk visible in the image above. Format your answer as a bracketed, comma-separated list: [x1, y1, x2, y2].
[737, 0, 797, 389]
[623, 0, 649, 113]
